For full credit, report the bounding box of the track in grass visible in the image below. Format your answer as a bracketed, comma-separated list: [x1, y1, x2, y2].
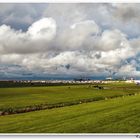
[0, 94, 140, 133]
[0, 83, 139, 112]
[0, 83, 140, 133]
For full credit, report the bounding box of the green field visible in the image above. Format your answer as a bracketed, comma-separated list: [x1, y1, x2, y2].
[0, 82, 140, 133]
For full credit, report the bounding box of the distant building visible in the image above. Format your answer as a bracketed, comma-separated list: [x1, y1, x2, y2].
[134, 80, 140, 84]
[125, 79, 134, 83]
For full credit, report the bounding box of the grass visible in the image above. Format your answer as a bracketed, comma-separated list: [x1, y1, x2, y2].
[0, 83, 139, 110]
[0, 82, 140, 133]
[0, 94, 140, 133]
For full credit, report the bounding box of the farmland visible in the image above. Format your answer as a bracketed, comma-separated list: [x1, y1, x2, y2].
[0, 82, 140, 133]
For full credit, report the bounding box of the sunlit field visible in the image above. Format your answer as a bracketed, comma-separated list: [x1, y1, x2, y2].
[0, 82, 140, 133]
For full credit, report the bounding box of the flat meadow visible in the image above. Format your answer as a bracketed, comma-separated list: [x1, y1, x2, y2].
[0, 82, 140, 133]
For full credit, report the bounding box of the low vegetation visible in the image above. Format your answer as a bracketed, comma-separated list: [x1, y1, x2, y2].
[0, 94, 140, 133]
[0, 82, 140, 133]
[0, 83, 139, 115]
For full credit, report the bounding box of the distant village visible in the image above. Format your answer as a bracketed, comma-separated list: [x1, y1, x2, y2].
[0, 77, 140, 85]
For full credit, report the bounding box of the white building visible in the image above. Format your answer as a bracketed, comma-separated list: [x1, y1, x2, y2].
[134, 80, 140, 84]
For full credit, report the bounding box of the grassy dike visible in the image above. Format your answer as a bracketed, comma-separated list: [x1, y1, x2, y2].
[0, 84, 138, 115]
[0, 94, 140, 133]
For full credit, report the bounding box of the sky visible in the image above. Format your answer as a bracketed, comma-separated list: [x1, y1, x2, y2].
[0, 3, 140, 80]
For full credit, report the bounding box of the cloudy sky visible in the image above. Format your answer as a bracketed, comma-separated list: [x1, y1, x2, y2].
[0, 3, 140, 80]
